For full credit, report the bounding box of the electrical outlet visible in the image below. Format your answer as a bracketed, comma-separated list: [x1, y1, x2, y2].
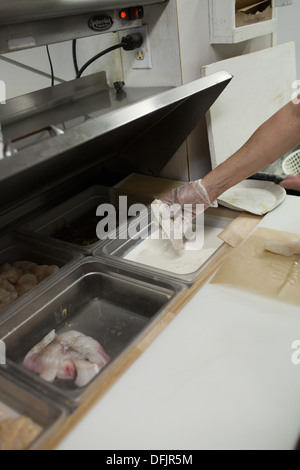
[131, 25, 152, 69]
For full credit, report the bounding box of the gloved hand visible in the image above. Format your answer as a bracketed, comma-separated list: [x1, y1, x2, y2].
[152, 180, 217, 251]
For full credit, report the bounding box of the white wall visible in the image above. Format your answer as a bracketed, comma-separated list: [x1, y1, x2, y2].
[0, 33, 124, 98]
[276, 0, 300, 78]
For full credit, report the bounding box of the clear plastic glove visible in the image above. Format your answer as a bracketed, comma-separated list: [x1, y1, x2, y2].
[152, 180, 217, 251]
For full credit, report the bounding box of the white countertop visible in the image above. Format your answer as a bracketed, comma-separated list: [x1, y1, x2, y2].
[57, 195, 300, 451]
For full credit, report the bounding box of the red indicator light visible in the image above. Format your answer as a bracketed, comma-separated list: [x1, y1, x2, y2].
[118, 6, 144, 21]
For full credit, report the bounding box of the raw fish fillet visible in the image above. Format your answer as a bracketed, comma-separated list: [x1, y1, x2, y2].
[23, 330, 110, 387]
[264, 240, 300, 257]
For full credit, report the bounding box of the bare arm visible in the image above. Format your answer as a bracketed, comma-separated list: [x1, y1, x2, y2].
[202, 99, 300, 201]
[157, 98, 300, 249]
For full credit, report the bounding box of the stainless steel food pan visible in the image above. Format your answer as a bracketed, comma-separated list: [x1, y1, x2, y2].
[94, 209, 234, 284]
[0, 232, 81, 322]
[0, 369, 65, 450]
[19, 185, 111, 254]
[0, 257, 185, 411]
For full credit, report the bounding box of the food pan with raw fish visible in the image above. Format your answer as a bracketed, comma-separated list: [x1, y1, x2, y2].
[0, 258, 184, 409]
[24, 330, 110, 388]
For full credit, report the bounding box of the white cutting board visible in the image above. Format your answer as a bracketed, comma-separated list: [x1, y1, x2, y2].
[201, 42, 297, 168]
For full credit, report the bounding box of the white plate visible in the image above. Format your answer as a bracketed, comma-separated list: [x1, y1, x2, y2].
[217, 180, 286, 215]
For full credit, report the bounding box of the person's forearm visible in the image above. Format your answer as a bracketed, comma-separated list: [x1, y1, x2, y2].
[202, 100, 300, 202]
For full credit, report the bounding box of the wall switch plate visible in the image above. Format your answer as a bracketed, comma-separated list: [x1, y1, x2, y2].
[131, 25, 152, 69]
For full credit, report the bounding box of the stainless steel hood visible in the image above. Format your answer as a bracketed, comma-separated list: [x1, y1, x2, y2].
[0, 0, 167, 25]
[0, 70, 232, 210]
